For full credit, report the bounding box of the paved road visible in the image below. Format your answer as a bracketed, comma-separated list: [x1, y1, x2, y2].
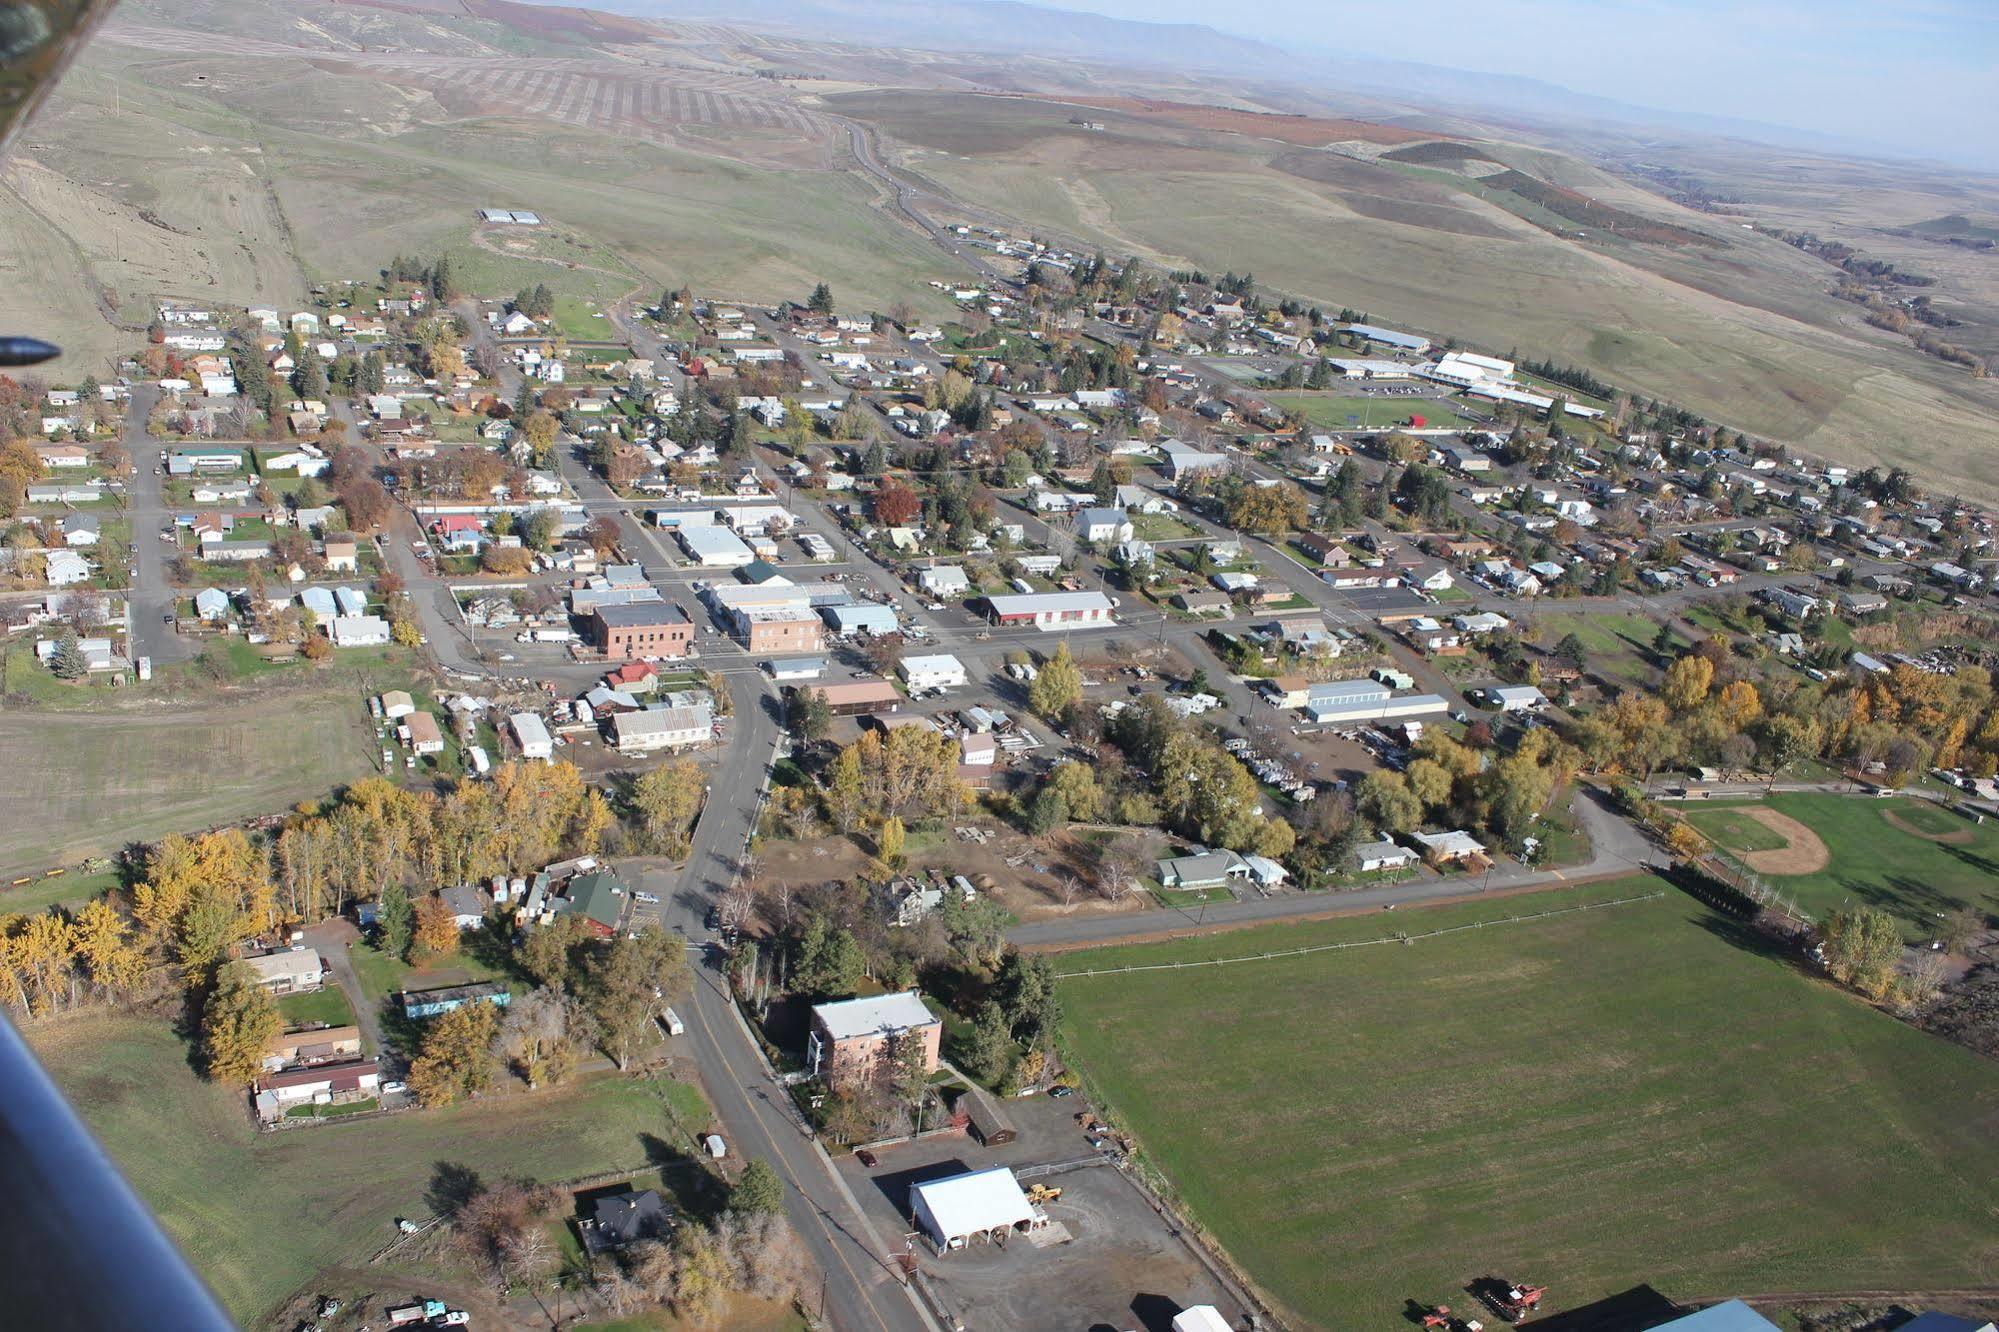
[628, 674, 936, 1332]
[1008, 785, 1660, 949]
[120, 387, 196, 666]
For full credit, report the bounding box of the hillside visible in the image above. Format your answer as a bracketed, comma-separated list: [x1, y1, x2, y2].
[3, 0, 1997, 491]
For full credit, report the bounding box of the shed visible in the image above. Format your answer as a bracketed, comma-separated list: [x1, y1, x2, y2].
[1172, 1309, 1237, 1332]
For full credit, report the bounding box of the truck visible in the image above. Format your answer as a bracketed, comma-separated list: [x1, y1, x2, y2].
[516, 627, 578, 644]
[661, 1006, 686, 1036]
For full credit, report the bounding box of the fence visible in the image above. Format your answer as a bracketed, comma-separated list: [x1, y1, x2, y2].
[1057, 890, 1666, 978]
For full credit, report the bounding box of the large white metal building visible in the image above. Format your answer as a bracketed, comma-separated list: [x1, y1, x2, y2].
[909, 1167, 1040, 1252]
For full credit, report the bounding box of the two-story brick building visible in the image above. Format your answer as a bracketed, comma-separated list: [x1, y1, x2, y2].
[591, 602, 694, 659]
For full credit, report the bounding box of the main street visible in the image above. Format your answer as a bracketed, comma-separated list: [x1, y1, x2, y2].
[120, 386, 195, 667]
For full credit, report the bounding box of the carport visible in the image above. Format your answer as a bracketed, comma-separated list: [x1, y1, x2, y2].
[910, 1166, 1041, 1253]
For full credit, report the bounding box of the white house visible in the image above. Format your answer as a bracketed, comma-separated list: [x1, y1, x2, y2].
[917, 565, 970, 598]
[610, 704, 714, 754]
[1354, 840, 1417, 873]
[898, 653, 968, 692]
[1073, 507, 1133, 544]
[327, 614, 391, 647]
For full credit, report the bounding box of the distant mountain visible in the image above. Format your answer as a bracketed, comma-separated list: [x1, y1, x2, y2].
[570, 0, 1293, 73]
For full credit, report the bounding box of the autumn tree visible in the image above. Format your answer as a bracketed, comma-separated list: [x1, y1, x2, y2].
[1027, 642, 1083, 718]
[583, 925, 686, 1070]
[412, 894, 462, 961]
[493, 987, 588, 1089]
[1662, 654, 1715, 713]
[873, 478, 921, 527]
[408, 1001, 500, 1107]
[1821, 906, 1904, 999]
[454, 1178, 562, 1292]
[630, 760, 706, 857]
[134, 830, 275, 982]
[202, 961, 281, 1087]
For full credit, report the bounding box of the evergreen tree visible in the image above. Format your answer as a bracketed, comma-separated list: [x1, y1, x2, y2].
[49, 627, 87, 680]
[430, 252, 458, 302]
[378, 880, 413, 960]
[729, 1159, 785, 1217]
[807, 283, 835, 316]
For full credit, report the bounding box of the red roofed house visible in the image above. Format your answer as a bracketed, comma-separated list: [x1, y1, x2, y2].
[606, 661, 659, 693]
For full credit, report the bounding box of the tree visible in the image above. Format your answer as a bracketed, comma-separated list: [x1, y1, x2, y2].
[807, 282, 835, 316]
[48, 627, 87, 680]
[412, 894, 461, 961]
[1821, 906, 1904, 999]
[961, 1000, 1016, 1085]
[729, 1158, 785, 1217]
[874, 814, 907, 870]
[1664, 821, 1710, 860]
[583, 925, 686, 1069]
[1357, 770, 1422, 834]
[409, 1001, 500, 1106]
[1094, 833, 1144, 903]
[630, 760, 705, 857]
[1025, 786, 1068, 837]
[378, 880, 413, 960]
[786, 687, 831, 745]
[873, 479, 921, 527]
[493, 987, 588, 1088]
[70, 899, 145, 995]
[517, 913, 591, 991]
[993, 950, 1061, 1045]
[791, 913, 866, 998]
[1553, 632, 1589, 671]
[202, 961, 281, 1087]
[1027, 642, 1083, 718]
[454, 1178, 561, 1292]
[671, 1224, 734, 1324]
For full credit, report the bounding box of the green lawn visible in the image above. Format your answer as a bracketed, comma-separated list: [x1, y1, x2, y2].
[1533, 611, 1683, 688]
[0, 866, 121, 916]
[30, 1013, 706, 1325]
[1268, 392, 1485, 432]
[1750, 793, 1999, 937]
[276, 985, 356, 1029]
[1057, 881, 1999, 1327]
[1682, 804, 1787, 853]
[1129, 511, 1200, 541]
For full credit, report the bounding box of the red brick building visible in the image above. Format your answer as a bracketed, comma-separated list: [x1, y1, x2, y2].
[591, 603, 693, 659]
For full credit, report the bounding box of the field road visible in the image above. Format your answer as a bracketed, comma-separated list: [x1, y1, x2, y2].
[628, 674, 938, 1332]
[1010, 785, 1660, 949]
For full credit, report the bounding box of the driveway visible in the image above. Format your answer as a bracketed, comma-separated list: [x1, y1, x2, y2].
[300, 918, 388, 1058]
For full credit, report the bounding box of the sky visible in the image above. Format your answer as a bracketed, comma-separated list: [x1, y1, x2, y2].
[1037, 0, 1999, 167]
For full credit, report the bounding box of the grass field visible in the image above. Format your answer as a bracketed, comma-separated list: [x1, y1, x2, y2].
[1056, 881, 1999, 1327]
[276, 985, 356, 1029]
[1682, 804, 1788, 852]
[1730, 793, 1999, 937]
[30, 1011, 710, 1324]
[1268, 392, 1486, 431]
[0, 689, 373, 872]
[1531, 611, 1684, 688]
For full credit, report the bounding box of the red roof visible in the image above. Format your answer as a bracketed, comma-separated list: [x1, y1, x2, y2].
[258, 1056, 380, 1093]
[433, 514, 485, 533]
[607, 661, 658, 686]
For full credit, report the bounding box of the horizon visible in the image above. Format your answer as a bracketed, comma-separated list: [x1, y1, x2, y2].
[1033, 0, 1999, 171]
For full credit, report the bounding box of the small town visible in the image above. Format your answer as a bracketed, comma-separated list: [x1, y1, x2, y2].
[0, 3, 1996, 1332]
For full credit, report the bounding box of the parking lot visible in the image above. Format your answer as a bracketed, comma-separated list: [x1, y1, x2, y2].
[834, 1092, 1249, 1332]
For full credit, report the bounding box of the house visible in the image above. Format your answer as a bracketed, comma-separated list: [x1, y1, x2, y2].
[322, 536, 359, 573]
[581, 1190, 671, 1254]
[262, 1025, 362, 1072]
[510, 712, 554, 760]
[1073, 507, 1133, 544]
[918, 565, 970, 598]
[982, 591, 1114, 629]
[550, 869, 628, 937]
[1838, 590, 1889, 616]
[1157, 440, 1229, 482]
[60, 514, 99, 547]
[401, 981, 511, 1021]
[1486, 684, 1546, 712]
[254, 1057, 380, 1122]
[379, 689, 416, 719]
[167, 445, 243, 475]
[1156, 850, 1251, 890]
[1296, 532, 1348, 566]
[610, 704, 714, 754]
[239, 949, 325, 996]
[405, 710, 446, 756]
[43, 550, 93, 586]
[591, 603, 693, 660]
[1354, 840, 1417, 873]
[328, 614, 390, 647]
[1410, 829, 1488, 864]
[899, 653, 968, 692]
[807, 991, 942, 1090]
[1173, 591, 1232, 616]
[437, 883, 492, 930]
[909, 1167, 1041, 1253]
[811, 679, 902, 715]
[193, 587, 232, 621]
[35, 443, 88, 469]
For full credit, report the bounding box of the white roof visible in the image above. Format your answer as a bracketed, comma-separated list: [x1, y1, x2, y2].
[1172, 1309, 1237, 1332]
[811, 991, 937, 1042]
[910, 1167, 1036, 1240]
[985, 591, 1114, 616]
[241, 950, 322, 983]
[900, 653, 965, 677]
[510, 712, 551, 747]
